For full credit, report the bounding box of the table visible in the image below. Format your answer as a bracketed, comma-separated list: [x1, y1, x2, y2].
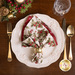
[0, 0, 75, 75]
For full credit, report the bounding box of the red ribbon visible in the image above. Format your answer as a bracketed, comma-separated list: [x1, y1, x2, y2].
[21, 16, 33, 41]
[41, 22, 58, 45]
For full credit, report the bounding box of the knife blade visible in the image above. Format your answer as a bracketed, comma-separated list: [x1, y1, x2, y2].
[62, 18, 67, 60]
[62, 18, 66, 34]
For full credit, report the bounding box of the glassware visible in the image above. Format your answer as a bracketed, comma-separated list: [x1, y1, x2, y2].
[53, 0, 71, 16]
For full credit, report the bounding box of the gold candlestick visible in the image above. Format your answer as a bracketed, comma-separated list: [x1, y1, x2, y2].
[16, 0, 25, 4]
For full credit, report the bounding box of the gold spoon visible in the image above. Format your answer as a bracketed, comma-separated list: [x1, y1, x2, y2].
[59, 43, 72, 72]
[67, 25, 74, 60]
[59, 19, 72, 71]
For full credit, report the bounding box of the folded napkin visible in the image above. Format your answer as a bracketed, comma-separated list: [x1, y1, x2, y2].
[21, 16, 57, 47]
[21, 15, 58, 64]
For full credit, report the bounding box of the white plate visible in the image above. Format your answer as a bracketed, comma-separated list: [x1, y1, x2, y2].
[11, 14, 65, 68]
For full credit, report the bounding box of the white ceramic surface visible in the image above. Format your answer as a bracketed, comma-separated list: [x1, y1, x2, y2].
[11, 14, 65, 68]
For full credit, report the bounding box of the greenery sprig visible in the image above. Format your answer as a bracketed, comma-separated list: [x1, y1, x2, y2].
[1, 0, 33, 21]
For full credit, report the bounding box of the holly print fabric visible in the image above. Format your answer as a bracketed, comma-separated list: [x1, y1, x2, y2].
[22, 16, 57, 48]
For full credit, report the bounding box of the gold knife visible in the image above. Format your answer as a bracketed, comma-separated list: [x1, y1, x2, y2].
[62, 18, 67, 59]
[7, 22, 12, 62]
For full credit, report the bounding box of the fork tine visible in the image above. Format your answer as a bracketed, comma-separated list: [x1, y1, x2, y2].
[7, 22, 12, 33]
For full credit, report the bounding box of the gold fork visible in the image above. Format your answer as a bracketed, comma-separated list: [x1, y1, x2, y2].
[7, 22, 12, 62]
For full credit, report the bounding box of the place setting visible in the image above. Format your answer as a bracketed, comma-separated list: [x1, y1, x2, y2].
[0, 0, 74, 73]
[11, 13, 65, 68]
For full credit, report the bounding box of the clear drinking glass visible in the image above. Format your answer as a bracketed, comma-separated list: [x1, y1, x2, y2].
[53, 0, 71, 16]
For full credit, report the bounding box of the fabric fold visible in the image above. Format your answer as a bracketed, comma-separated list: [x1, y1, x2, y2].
[21, 15, 58, 48]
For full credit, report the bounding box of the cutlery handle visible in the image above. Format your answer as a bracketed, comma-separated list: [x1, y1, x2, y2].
[7, 40, 12, 62]
[69, 38, 73, 60]
[64, 43, 67, 60]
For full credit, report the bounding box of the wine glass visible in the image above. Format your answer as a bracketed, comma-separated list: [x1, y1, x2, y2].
[53, 0, 71, 16]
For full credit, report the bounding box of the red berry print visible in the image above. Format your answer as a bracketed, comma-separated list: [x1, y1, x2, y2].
[51, 41, 53, 43]
[11, 4, 13, 6]
[29, 43, 32, 46]
[32, 42, 33, 44]
[30, 29, 33, 33]
[35, 22, 37, 24]
[48, 42, 51, 45]
[35, 44, 36, 47]
[38, 24, 41, 27]
[33, 38, 35, 42]
[40, 30, 42, 33]
[34, 24, 36, 26]
[23, 45, 26, 47]
[52, 44, 55, 47]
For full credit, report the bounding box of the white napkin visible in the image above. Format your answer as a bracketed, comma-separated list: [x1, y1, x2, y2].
[22, 16, 56, 48]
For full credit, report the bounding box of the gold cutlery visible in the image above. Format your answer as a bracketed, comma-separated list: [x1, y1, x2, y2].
[59, 18, 72, 72]
[7, 22, 12, 62]
[67, 25, 74, 60]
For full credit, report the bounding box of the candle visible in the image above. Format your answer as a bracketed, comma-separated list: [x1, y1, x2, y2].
[16, 0, 25, 4]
